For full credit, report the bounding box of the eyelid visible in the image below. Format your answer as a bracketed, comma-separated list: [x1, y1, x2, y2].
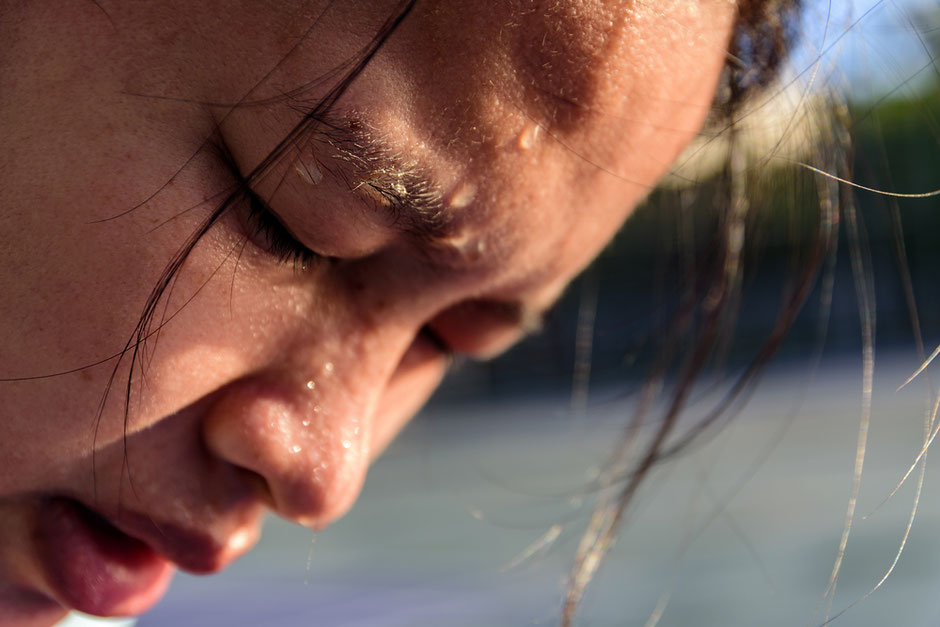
[242, 190, 324, 271]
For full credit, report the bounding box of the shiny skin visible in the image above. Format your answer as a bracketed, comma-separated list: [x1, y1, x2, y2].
[0, 0, 735, 623]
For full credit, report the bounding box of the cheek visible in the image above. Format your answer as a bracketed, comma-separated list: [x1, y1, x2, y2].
[0, 140, 247, 482]
[119, 226, 285, 428]
[367, 333, 447, 458]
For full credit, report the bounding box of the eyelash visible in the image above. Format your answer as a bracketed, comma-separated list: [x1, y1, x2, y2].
[240, 191, 453, 357]
[243, 191, 322, 271]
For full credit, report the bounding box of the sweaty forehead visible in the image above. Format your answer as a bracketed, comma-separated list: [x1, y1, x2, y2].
[414, 1, 626, 128]
[507, 0, 632, 130]
[353, 1, 723, 158]
[314, 0, 733, 276]
[371, 1, 632, 143]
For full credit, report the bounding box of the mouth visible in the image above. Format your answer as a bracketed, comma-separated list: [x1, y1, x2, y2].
[34, 497, 257, 617]
[35, 498, 174, 617]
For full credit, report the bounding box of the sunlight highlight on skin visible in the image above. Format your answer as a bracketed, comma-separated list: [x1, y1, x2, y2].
[6, 1, 940, 625]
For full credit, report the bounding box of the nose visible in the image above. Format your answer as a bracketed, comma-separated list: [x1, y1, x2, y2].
[198, 249, 546, 529]
[425, 299, 543, 359]
[201, 372, 373, 529]
[200, 293, 453, 528]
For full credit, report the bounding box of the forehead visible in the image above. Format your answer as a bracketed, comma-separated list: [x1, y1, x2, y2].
[368, 1, 726, 127]
[224, 0, 734, 297]
[336, 3, 733, 259]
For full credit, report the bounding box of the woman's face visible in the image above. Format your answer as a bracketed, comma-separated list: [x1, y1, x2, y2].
[0, 0, 734, 623]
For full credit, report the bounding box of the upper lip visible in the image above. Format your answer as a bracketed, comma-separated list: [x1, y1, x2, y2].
[83, 501, 262, 574]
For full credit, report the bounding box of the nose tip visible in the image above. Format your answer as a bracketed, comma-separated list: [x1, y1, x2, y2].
[201, 376, 370, 529]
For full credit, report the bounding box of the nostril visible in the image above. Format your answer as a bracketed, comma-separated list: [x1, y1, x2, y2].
[419, 324, 452, 356]
[425, 299, 543, 360]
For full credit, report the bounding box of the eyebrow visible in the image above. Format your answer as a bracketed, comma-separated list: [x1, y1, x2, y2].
[307, 118, 550, 330]
[312, 120, 455, 246]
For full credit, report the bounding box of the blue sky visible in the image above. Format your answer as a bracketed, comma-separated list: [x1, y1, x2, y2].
[794, 0, 940, 99]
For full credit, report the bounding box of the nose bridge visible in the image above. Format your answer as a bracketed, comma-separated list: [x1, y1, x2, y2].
[326, 247, 481, 353]
[266, 251, 455, 377]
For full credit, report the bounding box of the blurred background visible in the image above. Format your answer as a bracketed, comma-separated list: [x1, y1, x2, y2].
[65, 0, 940, 625]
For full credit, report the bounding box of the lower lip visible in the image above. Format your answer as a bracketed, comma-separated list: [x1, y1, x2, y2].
[35, 498, 174, 617]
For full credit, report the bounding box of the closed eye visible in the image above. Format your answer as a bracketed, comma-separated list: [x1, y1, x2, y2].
[242, 190, 325, 271]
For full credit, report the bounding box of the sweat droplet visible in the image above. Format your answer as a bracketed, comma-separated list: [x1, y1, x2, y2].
[517, 124, 541, 151]
[322, 362, 334, 375]
[341, 440, 352, 450]
[301, 418, 311, 427]
[447, 182, 477, 209]
[295, 162, 323, 185]
[290, 444, 303, 454]
[305, 380, 316, 391]
[466, 239, 486, 262]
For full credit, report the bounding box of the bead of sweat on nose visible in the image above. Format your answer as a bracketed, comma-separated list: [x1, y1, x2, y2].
[201, 376, 370, 529]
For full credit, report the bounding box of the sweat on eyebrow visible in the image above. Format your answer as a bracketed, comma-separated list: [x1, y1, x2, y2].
[308, 120, 458, 244]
